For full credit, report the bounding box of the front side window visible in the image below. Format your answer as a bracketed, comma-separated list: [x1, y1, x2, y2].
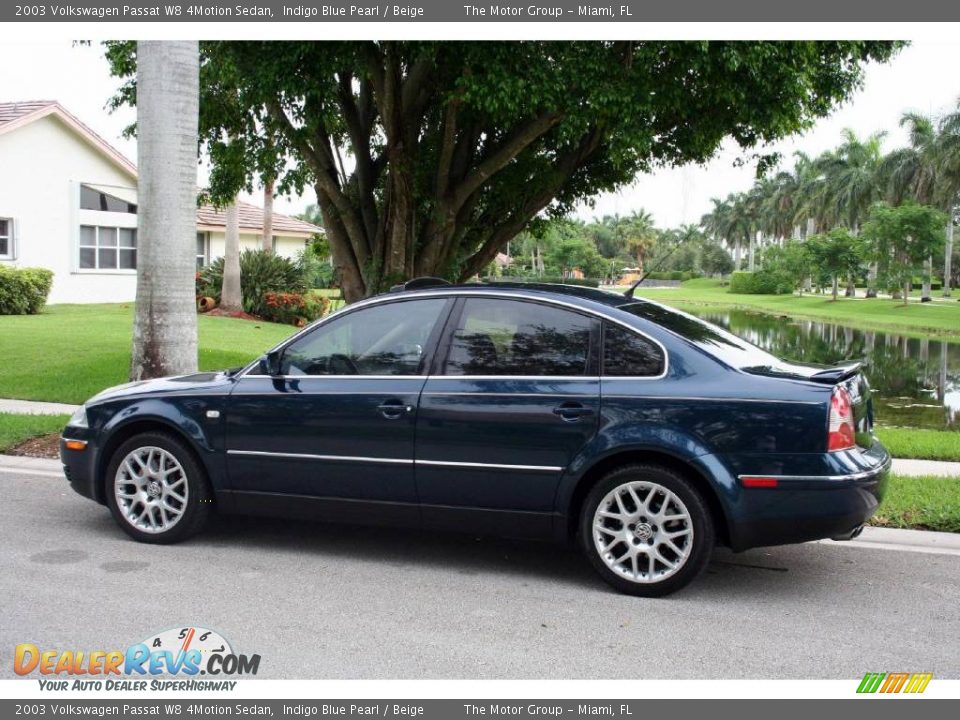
[0, 218, 11, 258]
[277, 299, 448, 376]
[445, 298, 594, 376]
[79, 225, 136, 270]
[603, 323, 665, 377]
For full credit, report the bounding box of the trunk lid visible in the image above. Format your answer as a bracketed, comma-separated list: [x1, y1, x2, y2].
[742, 361, 874, 448]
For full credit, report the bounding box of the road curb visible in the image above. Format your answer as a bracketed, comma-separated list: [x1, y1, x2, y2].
[0, 398, 79, 415]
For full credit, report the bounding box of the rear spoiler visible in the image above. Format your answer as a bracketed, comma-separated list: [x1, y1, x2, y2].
[808, 362, 863, 384]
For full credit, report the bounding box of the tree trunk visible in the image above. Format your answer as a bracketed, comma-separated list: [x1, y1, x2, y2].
[733, 239, 742, 269]
[903, 278, 911, 306]
[845, 277, 856, 297]
[748, 232, 756, 272]
[261, 179, 274, 252]
[130, 41, 199, 381]
[220, 199, 242, 312]
[944, 221, 954, 298]
[866, 263, 878, 298]
[832, 275, 839, 301]
[921, 255, 932, 301]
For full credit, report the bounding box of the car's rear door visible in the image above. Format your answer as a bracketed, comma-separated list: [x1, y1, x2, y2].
[414, 296, 601, 538]
[224, 297, 453, 524]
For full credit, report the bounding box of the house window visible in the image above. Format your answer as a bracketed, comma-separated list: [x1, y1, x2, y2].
[80, 185, 137, 214]
[196, 233, 209, 269]
[79, 225, 136, 270]
[0, 218, 12, 259]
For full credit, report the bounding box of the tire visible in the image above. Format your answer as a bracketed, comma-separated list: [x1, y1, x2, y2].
[579, 464, 714, 597]
[105, 431, 213, 544]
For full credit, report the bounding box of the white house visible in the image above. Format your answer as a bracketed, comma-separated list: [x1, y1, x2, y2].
[0, 101, 322, 304]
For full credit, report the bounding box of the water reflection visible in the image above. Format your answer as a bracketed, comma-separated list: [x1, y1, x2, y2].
[686, 310, 960, 432]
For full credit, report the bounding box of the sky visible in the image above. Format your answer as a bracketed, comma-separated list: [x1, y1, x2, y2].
[1, 40, 958, 226]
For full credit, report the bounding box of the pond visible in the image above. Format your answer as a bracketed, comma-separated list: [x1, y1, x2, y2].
[683, 309, 960, 432]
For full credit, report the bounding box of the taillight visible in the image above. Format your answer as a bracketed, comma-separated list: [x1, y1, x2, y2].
[828, 386, 856, 452]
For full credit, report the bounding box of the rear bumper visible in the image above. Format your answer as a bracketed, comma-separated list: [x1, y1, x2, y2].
[727, 442, 891, 551]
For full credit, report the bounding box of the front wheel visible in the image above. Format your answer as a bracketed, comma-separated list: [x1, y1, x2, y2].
[105, 432, 213, 544]
[580, 464, 714, 597]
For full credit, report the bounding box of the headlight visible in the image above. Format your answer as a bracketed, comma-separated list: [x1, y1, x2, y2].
[68, 405, 88, 428]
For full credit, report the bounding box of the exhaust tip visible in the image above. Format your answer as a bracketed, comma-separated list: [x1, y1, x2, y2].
[831, 524, 864, 542]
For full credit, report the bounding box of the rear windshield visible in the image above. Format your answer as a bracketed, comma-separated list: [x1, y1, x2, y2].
[619, 301, 782, 369]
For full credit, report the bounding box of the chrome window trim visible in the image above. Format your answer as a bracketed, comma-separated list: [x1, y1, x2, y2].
[236, 289, 669, 381]
[226, 449, 563, 473]
[601, 394, 823, 406]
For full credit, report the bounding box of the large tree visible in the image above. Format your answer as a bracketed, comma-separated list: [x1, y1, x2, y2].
[107, 41, 900, 303]
[129, 41, 199, 380]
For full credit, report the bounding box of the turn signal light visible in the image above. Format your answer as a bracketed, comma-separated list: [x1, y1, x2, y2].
[828, 387, 856, 452]
[64, 440, 87, 451]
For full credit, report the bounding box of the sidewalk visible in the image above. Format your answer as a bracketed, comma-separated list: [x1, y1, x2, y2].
[0, 398, 79, 415]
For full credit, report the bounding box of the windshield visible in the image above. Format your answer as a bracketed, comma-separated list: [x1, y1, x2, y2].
[619, 301, 784, 370]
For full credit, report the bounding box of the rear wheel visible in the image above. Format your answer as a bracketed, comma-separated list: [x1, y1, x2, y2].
[580, 464, 714, 597]
[105, 432, 212, 544]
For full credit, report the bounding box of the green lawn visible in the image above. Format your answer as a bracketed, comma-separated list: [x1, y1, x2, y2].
[0, 304, 294, 404]
[873, 475, 960, 533]
[627, 278, 960, 341]
[0, 413, 70, 453]
[875, 427, 960, 462]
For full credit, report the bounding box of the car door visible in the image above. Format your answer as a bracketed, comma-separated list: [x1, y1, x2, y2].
[224, 297, 453, 525]
[415, 296, 601, 538]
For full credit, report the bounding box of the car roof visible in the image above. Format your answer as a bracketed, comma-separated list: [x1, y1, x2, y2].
[383, 281, 638, 311]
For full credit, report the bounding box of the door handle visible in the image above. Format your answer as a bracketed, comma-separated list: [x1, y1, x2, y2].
[377, 400, 413, 419]
[552, 403, 595, 421]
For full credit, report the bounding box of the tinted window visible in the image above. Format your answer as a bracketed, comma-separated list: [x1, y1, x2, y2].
[278, 299, 447, 376]
[80, 185, 137, 214]
[620, 301, 781, 370]
[603, 323, 664, 377]
[445, 298, 593, 376]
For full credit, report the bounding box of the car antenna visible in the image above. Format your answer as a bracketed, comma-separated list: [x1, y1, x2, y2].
[622, 242, 686, 298]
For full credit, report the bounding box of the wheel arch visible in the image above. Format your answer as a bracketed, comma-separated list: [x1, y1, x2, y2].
[95, 415, 211, 505]
[562, 449, 732, 548]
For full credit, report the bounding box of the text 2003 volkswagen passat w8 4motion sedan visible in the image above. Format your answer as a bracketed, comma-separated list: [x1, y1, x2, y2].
[61, 281, 890, 596]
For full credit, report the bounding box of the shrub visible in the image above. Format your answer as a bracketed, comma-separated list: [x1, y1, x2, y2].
[197, 250, 308, 318]
[0, 266, 54, 314]
[261, 291, 330, 326]
[729, 270, 793, 295]
[537, 276, 600, 288]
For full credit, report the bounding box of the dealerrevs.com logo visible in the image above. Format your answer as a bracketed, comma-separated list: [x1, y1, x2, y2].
[857, 672, 933, 694]
[14, 626, 260, 691]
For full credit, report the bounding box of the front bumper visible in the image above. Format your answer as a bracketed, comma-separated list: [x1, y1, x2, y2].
[59, 428, 103, 505]
[727, 440, 891, 551]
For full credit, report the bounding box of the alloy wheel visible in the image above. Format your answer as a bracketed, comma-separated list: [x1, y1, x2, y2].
[113, 446, 189, 534]
[591, 480, 694, 584]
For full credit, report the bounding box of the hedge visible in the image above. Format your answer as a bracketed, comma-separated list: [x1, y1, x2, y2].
[729, 270, 793, 295]
[0, 266, 54, 314]
[643, 270, 703, 281]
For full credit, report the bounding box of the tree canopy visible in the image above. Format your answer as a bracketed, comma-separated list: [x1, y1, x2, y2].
[106, 40, 901, 301]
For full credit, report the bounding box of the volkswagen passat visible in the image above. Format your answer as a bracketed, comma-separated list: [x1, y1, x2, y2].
[61, 280, 890, 596]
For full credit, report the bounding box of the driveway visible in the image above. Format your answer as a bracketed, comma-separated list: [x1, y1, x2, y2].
[2, 463, 958, 679]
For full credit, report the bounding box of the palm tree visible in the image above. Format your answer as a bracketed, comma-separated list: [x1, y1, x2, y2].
[622, 210, 658, 275]
[884, 109, 960, 298]
[221, 197, 242, 312]
[130, 41, 200, 380]
[262, 179, 275, 252]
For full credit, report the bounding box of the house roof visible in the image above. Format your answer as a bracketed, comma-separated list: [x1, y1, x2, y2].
[1, 100, 323, 239]
[0, 100, 138, 178]
[196, 201, 322, 238]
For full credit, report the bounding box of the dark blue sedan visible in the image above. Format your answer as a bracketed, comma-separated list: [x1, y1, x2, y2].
[60, 281, 890, 596]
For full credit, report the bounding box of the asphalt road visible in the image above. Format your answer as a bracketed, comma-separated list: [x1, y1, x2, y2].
[2, 466, 958, 680]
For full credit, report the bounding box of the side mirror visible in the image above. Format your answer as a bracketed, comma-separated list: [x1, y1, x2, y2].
[258, 350, 282, 376]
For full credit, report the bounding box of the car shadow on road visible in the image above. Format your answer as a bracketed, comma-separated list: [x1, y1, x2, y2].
[165, 512, 817, 599]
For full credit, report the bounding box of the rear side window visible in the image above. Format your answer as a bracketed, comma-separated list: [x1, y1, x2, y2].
[603, 323, 665, 377]
[445, 298, 594, 376]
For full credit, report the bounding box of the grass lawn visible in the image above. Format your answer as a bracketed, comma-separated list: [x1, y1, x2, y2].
[628, 278, 960, 341]
[875, 427, 960, 462]
[873, 475, 960, 533]
[0, 304, 294, 404]
[0, 413, 70, 453]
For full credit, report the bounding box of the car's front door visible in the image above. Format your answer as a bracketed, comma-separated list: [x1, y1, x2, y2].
[224, 297, 452, 524]
[415, 297, 601, 538]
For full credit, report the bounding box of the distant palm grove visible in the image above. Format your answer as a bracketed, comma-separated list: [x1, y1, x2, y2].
[497, 105, 960, 304]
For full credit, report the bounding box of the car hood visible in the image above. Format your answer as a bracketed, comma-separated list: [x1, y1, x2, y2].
[86, 370, 237, 405]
